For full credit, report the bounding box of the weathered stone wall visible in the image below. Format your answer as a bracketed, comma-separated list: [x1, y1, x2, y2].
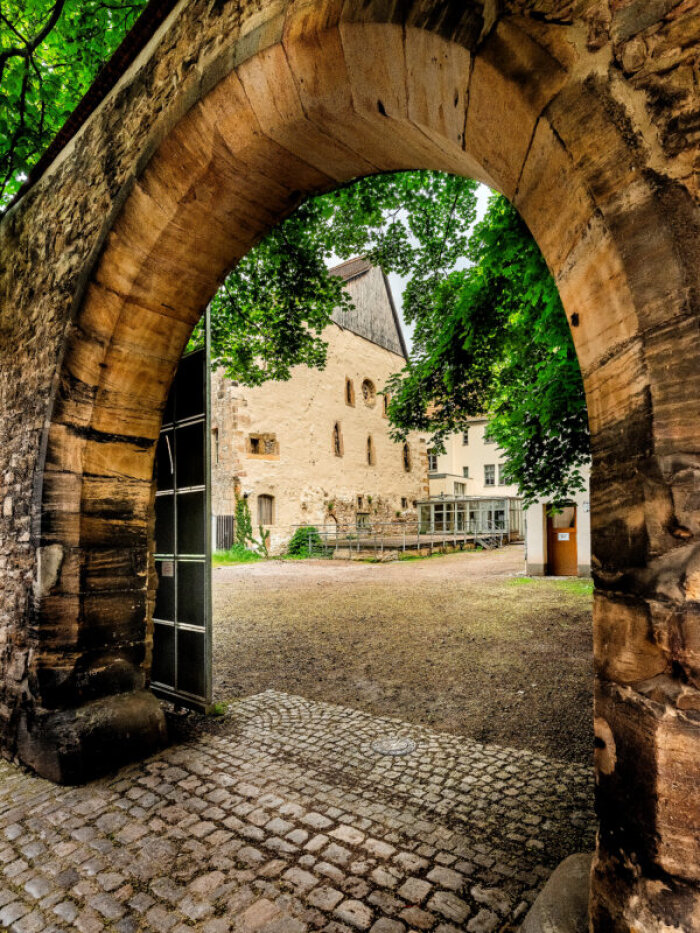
[0, 0, 698, 928]
[211, 321, 427, 554]
[211, 264, 427, 554]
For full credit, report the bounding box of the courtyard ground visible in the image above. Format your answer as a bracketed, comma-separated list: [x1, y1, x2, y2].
[0, 547, 597, 932]
[0, 693, 595, 933]
[213, 547, 593, 765]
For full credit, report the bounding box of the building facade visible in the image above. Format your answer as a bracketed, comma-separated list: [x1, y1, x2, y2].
[211, 259, 428, 553]
[524, 466, 591, 577]
[427, 419, 521, 499]
[425, 420, 524, 539]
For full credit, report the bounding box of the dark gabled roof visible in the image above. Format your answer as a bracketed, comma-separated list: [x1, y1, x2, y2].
[330, 257, 373, 283]
[329, 259, 408, 359]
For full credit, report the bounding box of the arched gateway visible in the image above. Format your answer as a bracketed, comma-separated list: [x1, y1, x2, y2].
[0, 0, 698, 929]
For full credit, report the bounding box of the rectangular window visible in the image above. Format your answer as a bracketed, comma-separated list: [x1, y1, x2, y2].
[356, 512, 370, 529]
[257, 495, 274, 526]
[484, 464, 495, 486]
[462, 430, 469, 445]
[428, 450, 438, 472]
[248, 433, 279, 456]
[462, 466, 469, 478]
[454, 482, 466, 496]
[401, 497, 408, 509]
[498, 463, 507, 485]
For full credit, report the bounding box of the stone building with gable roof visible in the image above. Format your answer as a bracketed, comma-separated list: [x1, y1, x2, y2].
[210, 259, 428, 553]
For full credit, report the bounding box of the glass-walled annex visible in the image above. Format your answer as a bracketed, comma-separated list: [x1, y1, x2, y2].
[417, 496, 524, 540]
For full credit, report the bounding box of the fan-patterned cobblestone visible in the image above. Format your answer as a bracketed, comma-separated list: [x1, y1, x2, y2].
[0, 692, 595, 932]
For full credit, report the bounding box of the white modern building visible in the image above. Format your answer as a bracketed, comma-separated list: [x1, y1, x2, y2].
[427, 418, 520, 498]
[524, 466, 591, 576]
[424, 419, 524, 540]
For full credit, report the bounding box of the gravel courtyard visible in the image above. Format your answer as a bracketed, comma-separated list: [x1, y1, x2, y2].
[213, 547, 594, 765]
[0, 548, 596, 933]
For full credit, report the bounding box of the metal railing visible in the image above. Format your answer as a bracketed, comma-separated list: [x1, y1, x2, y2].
[284, 521, 508, 559]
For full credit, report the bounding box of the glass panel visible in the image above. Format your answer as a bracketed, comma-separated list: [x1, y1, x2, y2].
[154, 495, 174, 555]
[258, 495, 274, 525]
[154, 561, 175, 621]
[178, 561, 205, 628]
[175, 353, 204, 422]
[155, 431, 174, 491]
[177, 629, 206, 697]
[175, 421, 204, 488]
[551, 506, 576, 529]
[152, 623, 175, 688]
[162, 387, 175, 427]
[177, 490, 205, 555]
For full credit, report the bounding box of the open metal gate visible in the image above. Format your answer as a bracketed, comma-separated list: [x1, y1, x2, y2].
[152, 343, 212, 711]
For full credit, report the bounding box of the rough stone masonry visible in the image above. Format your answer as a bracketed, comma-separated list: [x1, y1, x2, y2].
[0, 0, 699, 930]
[0, 692, 596, 933]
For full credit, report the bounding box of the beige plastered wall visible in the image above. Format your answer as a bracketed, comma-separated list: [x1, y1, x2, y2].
[211, 325, 428, 553]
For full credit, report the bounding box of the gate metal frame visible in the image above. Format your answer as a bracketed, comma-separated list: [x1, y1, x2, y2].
[151, 320, 212, 712]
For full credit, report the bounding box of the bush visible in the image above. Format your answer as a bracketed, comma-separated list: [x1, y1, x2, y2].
[286, 525, 324, 557]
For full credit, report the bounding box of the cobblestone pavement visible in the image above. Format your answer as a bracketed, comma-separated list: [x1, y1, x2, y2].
[0, 692, 595, 933]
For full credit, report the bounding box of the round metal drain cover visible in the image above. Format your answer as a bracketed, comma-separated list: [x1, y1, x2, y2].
[371, 735, 416, 756]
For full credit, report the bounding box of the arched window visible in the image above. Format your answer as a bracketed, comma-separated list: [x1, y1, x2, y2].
[402, 442, 411, 472]
[257, 495, 274, 526]
[345, 378, 355, 406]
[367, 435, 375, 466]
[361, 379, 376, 407]
[333, 422, 343, 457]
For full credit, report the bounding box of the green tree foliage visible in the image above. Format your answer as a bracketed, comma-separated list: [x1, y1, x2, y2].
[385, 194, 589, 506]
[190, 171, 479, 385]
[0, 0, 147, 210]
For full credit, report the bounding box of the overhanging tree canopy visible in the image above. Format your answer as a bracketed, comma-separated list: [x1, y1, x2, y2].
[0, 0, 148, 209]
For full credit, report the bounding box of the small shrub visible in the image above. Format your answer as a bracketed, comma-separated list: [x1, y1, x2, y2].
[287, 525, 323, 557]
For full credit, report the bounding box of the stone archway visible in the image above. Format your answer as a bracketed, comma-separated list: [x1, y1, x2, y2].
[0, 1, 698, 929]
